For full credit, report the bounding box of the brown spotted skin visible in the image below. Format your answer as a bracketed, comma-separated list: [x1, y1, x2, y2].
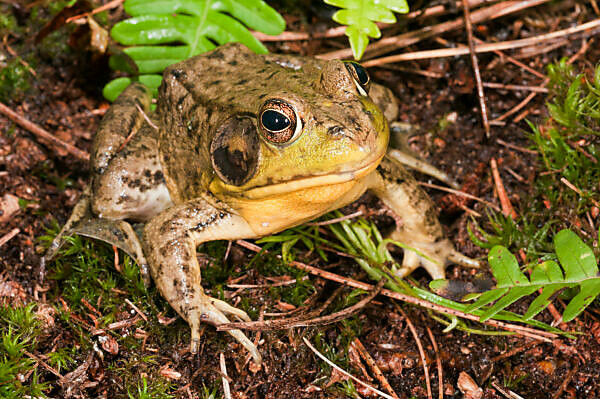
[47, 43, 475, 364]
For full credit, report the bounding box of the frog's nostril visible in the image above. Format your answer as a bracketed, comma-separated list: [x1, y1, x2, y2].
[328, 126, 345, 138]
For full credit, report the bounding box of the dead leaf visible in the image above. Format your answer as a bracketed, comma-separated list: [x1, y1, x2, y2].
[159, 365, 181, 380]
[87, 16, 108, 54]
[0, 194, 20, 224]
[457, 372, 483, 399]
[99, 335, 119, 355]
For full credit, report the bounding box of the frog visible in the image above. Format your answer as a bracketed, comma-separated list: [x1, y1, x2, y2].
[44, 42, 479, 364]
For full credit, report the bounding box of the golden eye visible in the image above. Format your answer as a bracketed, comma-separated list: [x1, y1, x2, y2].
[258, 99, 301, 144]
[344, 61, 370, 95]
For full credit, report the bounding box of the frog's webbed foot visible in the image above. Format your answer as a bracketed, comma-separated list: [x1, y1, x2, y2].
[143, 198, 262, 364]
[43, 187, 152, 286]
[70, 218, 151, 287]
[187, 293, 260, 363]
[390, 231, 479, 280]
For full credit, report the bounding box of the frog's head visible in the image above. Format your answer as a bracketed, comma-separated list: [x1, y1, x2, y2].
[160, 43, 389, 202]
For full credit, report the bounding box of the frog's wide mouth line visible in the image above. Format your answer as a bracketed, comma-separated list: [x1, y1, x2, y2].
[237, 154, 384, 200]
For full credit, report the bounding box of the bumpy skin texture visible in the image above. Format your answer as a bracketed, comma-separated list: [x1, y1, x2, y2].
[46, 43, 475, 364]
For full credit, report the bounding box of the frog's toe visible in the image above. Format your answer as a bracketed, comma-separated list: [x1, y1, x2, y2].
[448, 250, 481, 269]
[210, 297, 252, 322]
[395, 247, 447, 280]
[394, 239, 480, 280]
[189, 295, 261, 364]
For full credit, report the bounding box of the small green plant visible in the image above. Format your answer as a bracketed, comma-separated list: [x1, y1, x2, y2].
[433, 229, 600, 322]
[0, 304, 49, 398]
[128, 375, 175, 399]
[104, 0, 285, 101]
[324, 0, 409, 59]
[546, 59, 600, 134]
[265, 212, 567, 335]
[0, 59, 32, 102]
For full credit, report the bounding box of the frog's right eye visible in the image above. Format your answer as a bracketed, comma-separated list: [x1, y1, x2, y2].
[259, 99, 302, 145]
[344, 61, 370, 96]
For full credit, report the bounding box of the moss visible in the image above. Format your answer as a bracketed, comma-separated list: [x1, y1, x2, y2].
[0, 59, 32, 102]
[474, 61, 600, 262]
[0, 304, 50, 398]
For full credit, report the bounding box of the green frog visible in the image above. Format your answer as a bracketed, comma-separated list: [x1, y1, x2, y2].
[44, 43, 478, 364]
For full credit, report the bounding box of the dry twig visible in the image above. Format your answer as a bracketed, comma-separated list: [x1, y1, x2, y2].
[218, 278, 385, 331]
[0, 102, 89, 161]
[491, 158, 517, 219]
[124, 298, 148, 322]
[461, 0, 490, 138]
[219, 353, 232, 399]
[319, 0, 552, 60]
[362, 18, 600, 66]
[235, 240, 558, 342]
[426, 327, 444, 399]
[396, 306, 432, 399]
[0, 228, 19, 248]
[351, 338, 400, 399]
[418, 182, 501, 211]
[302, 337, 395, 399]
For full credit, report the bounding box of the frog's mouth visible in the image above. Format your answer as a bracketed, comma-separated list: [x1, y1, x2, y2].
[236, 153, 384, 200]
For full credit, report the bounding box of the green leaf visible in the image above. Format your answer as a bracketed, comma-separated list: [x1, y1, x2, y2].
[523, 283, 565, 320]
[488, 246, 528, 287]
[563, 279, 600, 321]
[554, 229, 597, 279]
[479, 286, 539, 322]
[105, 0, 285, 100]
[325, 0, 409, 59]
[438, 229, 600, 324]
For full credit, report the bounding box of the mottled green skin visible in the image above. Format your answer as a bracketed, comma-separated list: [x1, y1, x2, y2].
[157, 44, 388, 203]
[46, 43, 475, 364]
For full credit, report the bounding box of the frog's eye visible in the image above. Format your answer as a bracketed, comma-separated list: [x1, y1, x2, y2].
[344, 61, 370, 96]
[259, 99, 302, 144]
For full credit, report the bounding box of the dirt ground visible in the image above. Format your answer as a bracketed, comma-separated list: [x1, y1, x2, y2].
[1, 1, 600, 398]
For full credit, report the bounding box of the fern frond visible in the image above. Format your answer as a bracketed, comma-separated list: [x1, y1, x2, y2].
[104, 0, 285, 101]
[434, 229, 600, 323]
[324, 0, 409, 59]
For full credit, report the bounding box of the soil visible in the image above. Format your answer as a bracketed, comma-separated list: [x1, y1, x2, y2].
[1, 1, 600, 398]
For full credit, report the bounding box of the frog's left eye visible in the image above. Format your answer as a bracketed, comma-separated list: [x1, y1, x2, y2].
[259, 99, 302, 144]
[344, 61, 370, 96]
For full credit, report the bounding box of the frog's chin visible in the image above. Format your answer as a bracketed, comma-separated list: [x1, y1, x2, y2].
[237, 154, 384, 200]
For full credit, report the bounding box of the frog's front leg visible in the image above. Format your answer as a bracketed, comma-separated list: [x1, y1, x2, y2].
[143, 197, 261, 363]
[368, 156, 479, 279]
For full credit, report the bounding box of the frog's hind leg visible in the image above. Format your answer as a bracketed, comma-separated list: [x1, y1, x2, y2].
[386, 122, 460, 189]
[42, 188, 151, 285]
[368, 157, 480, 279]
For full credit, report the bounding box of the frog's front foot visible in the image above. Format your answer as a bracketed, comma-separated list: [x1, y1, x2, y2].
[187, 293, 261, 364]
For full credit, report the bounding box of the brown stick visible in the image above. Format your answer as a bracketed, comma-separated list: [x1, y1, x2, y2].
[0, 102, 89, 161]
[318, 0, 552, 60]
[426, 327, 444, 399]
[235, 240, 558, 341]
[461, 0, 490, 139]
[253, 0, 493, 42]
[218, 278, 385, 331]
[483, 82, 548, 93]
[0, 228, 19, 248]
[491, 158, 517, 219]
[351, 338, 400, 399]
[362, 19, 600, 66]
[396, 305, 432, 399]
